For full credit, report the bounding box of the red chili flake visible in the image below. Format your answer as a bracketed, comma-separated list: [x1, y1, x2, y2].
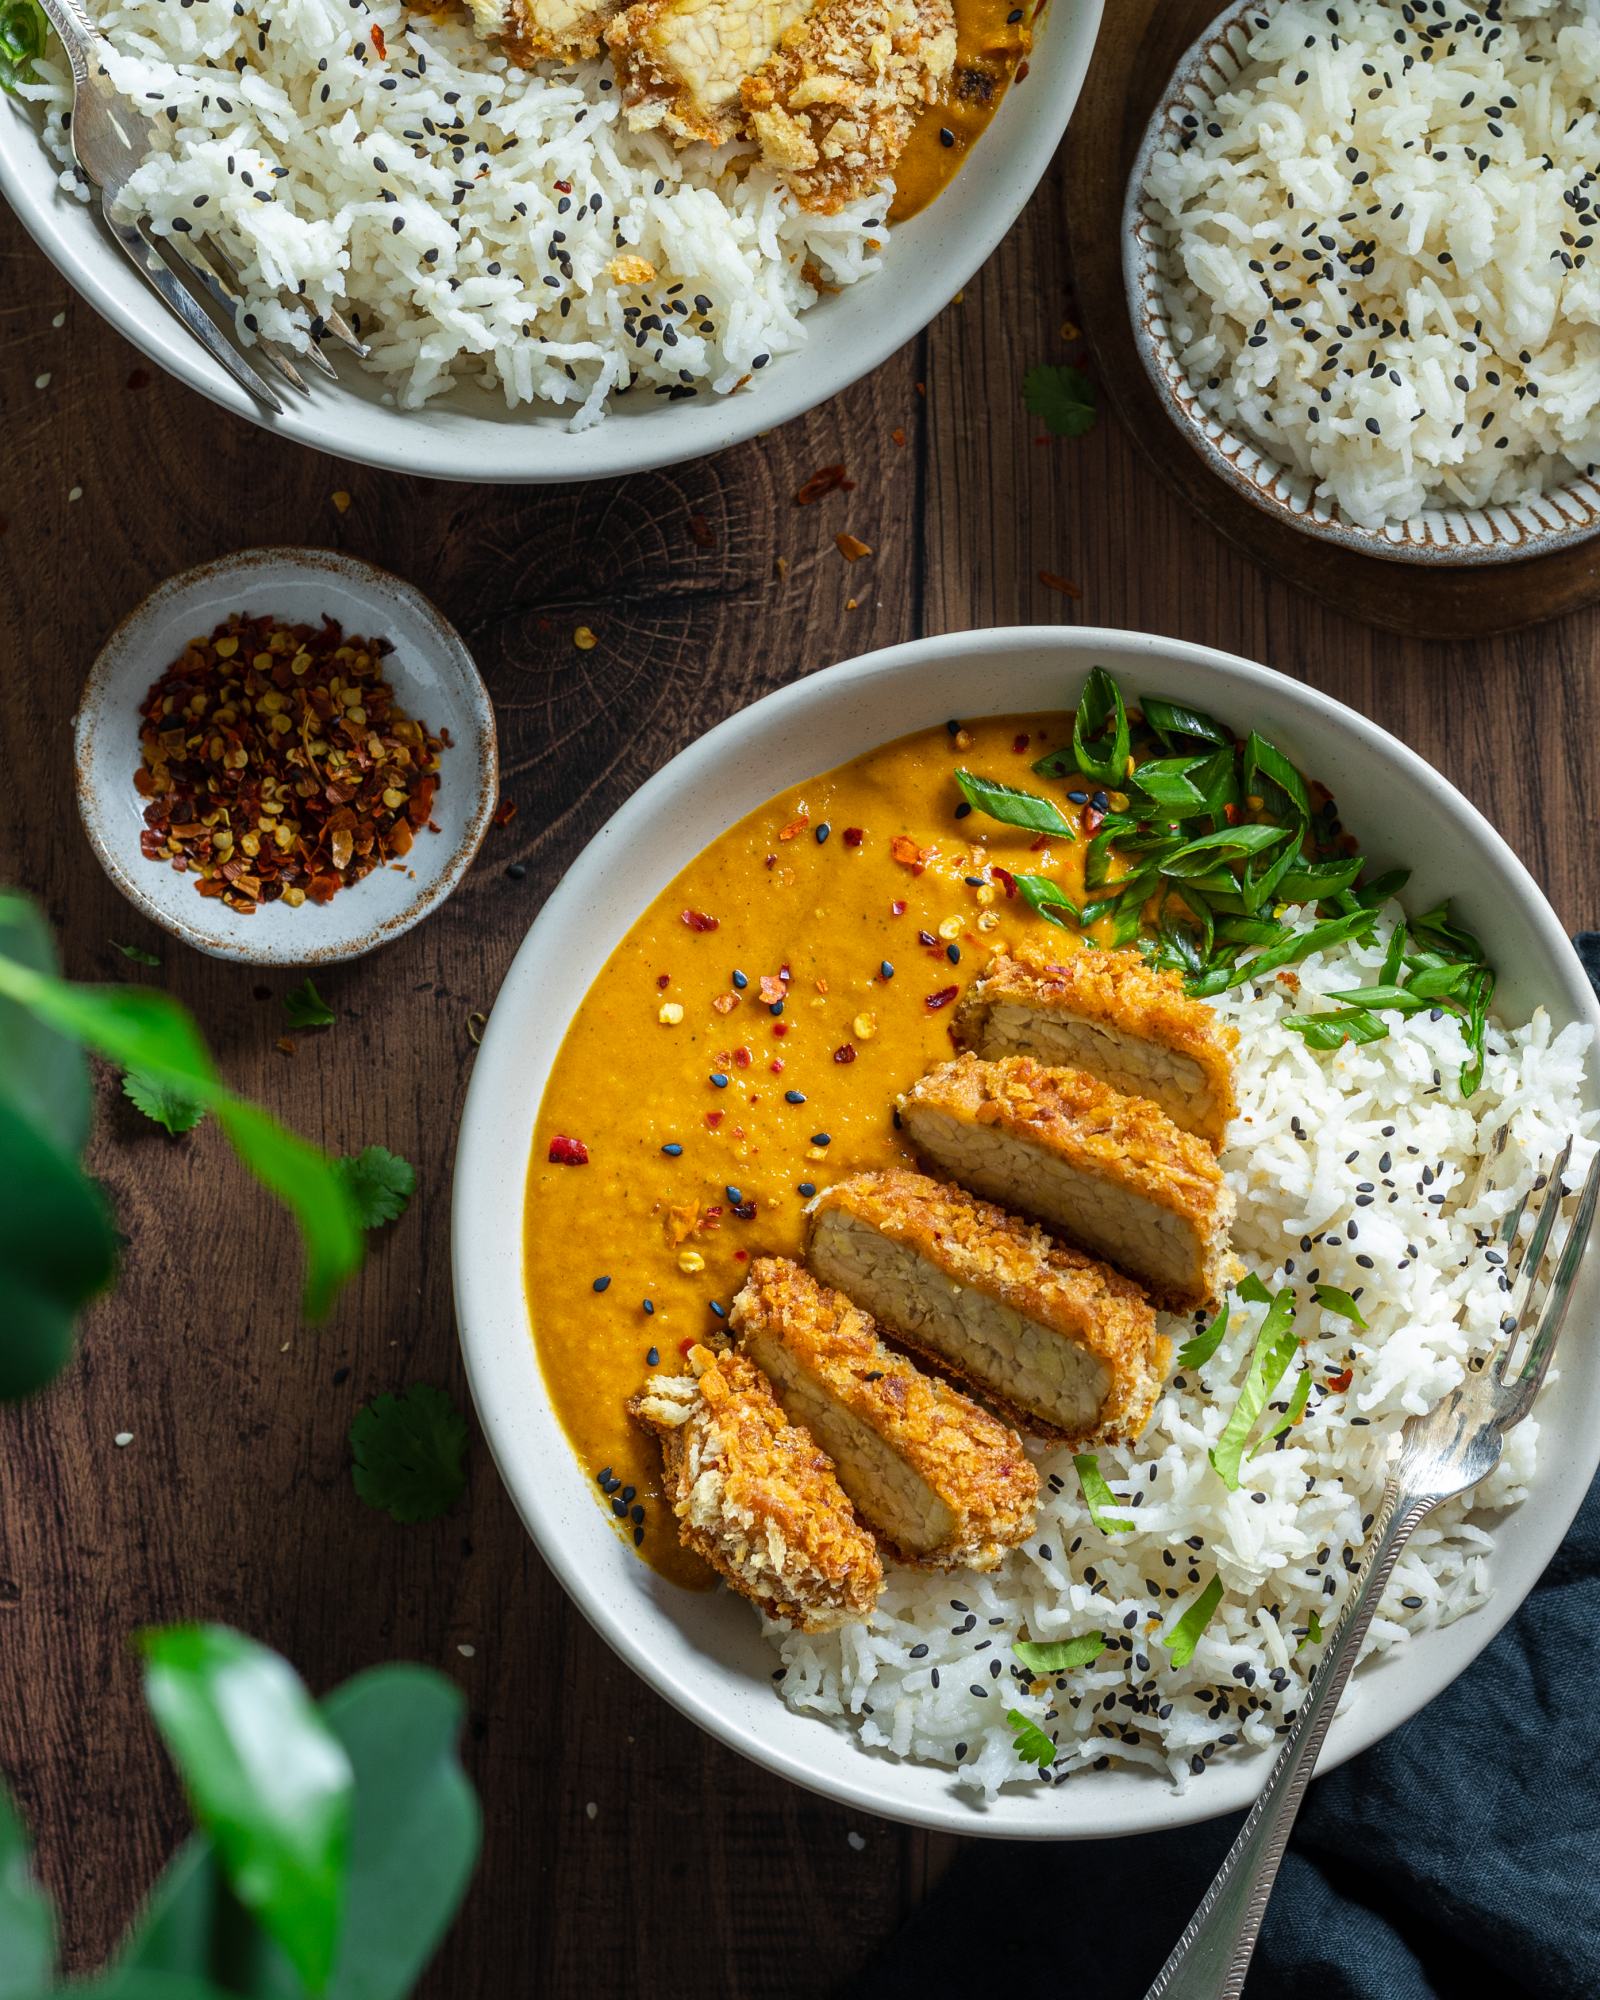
[733, 1248, 748, 1262]
[925, 986, 959, 1010]
[680, 908, 719, 932]
[1030, 834, 1050, 852]
[1084, 804, 1105, 835]
[548, 1135, 589, 1165]
[1038, 571, 1083, 599]
[891, 899, 907, 917]
[704, 1110, 724, 1129]
[732, 1046, 752, 1069]
[370, 21, 386, 56]
[833, 1044, 857, 1064]
[554, 178, 573, 193]
[917, 930, 938, 947]
[712, 992, 738, 1014]
[131, 612, 443, 914]
[1015, 58, 1030, 80]
[657, 973, 671, 989]
[688, 512, 716, 549]
[679, 1337, 696, 1356]
[793, 464, 856, 506]
[842, 826, 864, 847]
[771, 1022, 789, 1038]
[1327, 1367, 1354, 1393]
[492, 799, 518, 826]
[777, 814, 809, 841]
[1224, 802, 1242, 824]
[769, 1059, 784, 1073]
[759, 974, 786, 1004]
[890, 427, 907, 447]
[1013, 734, 1031, 754]
[732, 1201, 757, 1220]
[992, 866, 1018, 899]
[891, 835, 927, 874]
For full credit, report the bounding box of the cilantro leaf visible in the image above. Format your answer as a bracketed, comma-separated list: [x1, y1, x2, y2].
[1023, 363, 1097, 439]
[1313, 1283, 1368, 1328]
[350, 1385, 468, 1524]
[112, 940, 161, 967]
[284, 978, 336, 1030]
[1013, 1632, 1107, 1675]
[123, 1067, 207, 1137]
[1177, 1302, 1228, 1371]
[1163, 1573, 1224, 1666]
[1073, 1451, 1134, 1533]
[336, 1146, 416, 1230]
[1005, 1708, 1057, 1769]
[1253, 1364, 1312, 1453]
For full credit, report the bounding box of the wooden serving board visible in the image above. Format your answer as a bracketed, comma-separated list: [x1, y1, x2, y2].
[1061, 0, 1600, 638]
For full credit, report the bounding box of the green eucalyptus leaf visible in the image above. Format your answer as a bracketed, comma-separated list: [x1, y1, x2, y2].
[139, 1627, 352, 1996]
[0, 894, 91, 1158]
[0, 1784, 54, 2000]
[0, 1097, 116, 1401]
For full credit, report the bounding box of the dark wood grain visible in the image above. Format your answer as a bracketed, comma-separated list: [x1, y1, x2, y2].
[1064, 0, 1600, 639]
[3, 23, 1600, 1993]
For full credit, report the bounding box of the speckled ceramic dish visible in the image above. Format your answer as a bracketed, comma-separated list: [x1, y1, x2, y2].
[74, 548, 497, 965]
[1122, 0, 1600, 565]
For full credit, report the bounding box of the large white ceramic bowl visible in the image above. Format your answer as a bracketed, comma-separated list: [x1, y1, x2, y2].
[0, 5, 1100, 482]
[452, 626, 1600, 1837]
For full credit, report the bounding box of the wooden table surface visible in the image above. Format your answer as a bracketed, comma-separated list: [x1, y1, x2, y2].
[4, 40, 1599, 1996]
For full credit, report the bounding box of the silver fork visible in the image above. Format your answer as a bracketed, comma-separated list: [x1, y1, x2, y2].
[1145, 1135, 1600, 2000]
[36, 0, 366, 413]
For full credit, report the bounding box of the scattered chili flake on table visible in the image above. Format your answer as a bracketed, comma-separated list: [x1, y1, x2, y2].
[793, 465, 855, 506]
[133, 614, 446, 914]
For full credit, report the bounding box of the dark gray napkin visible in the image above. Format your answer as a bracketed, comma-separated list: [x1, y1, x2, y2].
[842, 941, 1600, 2000]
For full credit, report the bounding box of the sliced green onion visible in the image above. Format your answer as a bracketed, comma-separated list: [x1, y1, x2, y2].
[1185, 907, 1379, 998]
[1283, 1008, 1391, 1051]
[1011, 873, 1080, 928]
[954, 770, 1074, 838]
[1138, 696, 1231, 748]
[1243, 731, 1312, 819]
[1072, 667, 1130, 787]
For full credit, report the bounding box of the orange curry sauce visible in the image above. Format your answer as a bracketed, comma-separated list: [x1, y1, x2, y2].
[524, 713, 1110, 1587]
[892, 0, 1042, 221]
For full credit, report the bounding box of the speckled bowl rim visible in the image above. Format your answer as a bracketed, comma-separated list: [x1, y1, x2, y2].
[72, 547, 498, 966]
[1122, 0, 1600, 566]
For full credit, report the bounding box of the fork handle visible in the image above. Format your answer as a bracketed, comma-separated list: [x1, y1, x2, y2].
[1142, 1480, 1436, 2000]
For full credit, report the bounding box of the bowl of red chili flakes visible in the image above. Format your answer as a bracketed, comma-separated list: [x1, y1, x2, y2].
[74, 548, 498, 966]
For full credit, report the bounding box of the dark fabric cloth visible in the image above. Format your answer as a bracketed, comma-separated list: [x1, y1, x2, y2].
[843, 941, 1600, 2000]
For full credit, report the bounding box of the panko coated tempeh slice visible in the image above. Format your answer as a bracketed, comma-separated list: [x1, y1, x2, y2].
[730, 1257, 1037, 1571]
[807, 1169, 1168, 1447]
[953, 944, 1239, 1151]
[629, 1344, 883, 1631]
[739, 0, 957, 213]
[898, 1053, 1234, 1310]
[460, 0, 626, 63]
[606, 0, 817, 147]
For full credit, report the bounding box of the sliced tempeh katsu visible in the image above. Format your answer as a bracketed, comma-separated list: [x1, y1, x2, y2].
[807, 1170, 1168, 1447]
[630, 1344, 883, 1630]
[607, 0, 819, 147]
[730, 1257, 1037, 1571]
[898, 1053, 1234, 1310]
[740, 0, 957, 213]
[461, 0, 626, 62]
[953, 944, 1239, 1151]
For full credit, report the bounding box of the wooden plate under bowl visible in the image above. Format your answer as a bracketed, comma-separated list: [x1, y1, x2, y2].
[1063, 0, 1600, 638]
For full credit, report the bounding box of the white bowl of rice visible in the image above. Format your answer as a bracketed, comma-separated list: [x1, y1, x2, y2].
[454, 624, 1600, 1836]
[0, 0, 1101, 482]
[1126, 0, 1600, 561]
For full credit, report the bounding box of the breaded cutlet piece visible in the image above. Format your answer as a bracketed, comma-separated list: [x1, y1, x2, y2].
[807, 1170, 1168, 1447]
[630, 1344, 883, 1631]
[607, 0, 817, 147]
[898, 1053, 1234, 1310]
[460, 0, 624, 62]
[953, 944, 1239, 1151]
[739, 0, 957, 213]
[730, 1257, 1037, 1571]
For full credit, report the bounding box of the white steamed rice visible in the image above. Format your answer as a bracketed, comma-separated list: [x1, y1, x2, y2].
[769, 908, 1595, 1798]
[1143, 0, 1600, 526]
[23, 0, 887, 420]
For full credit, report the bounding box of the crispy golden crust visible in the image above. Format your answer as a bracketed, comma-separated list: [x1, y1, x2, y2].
[739, 0, 957, 213]
[897, 1053, 1233, 1309]
[807, 1169, 1168, 1446]
[730, 1257, 1037, 1569]
[607, 0, 816, 147]
[953, 945, 1240, 1150]
[629, 1345, 883, 1630]
[463, 0, 623, 63]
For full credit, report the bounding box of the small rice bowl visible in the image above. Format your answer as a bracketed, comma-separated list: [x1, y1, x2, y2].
[1142, 0, 1600, 527]
[22, 0, 888, 423]
[769, 909, 1595, 1798]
